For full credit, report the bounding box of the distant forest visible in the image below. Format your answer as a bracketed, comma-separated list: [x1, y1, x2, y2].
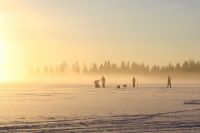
[31, 59, 200, 75]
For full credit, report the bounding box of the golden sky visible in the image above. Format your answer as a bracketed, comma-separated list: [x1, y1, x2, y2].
[0, 0, 200, 82]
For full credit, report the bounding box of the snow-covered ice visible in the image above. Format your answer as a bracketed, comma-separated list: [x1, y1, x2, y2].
[0, 84, 199, 132]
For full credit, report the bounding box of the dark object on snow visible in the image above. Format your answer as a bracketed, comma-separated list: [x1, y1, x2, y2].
[184, 100, 200, 105]
[94, 80, 100, 88]
[117, 85, 120, 88]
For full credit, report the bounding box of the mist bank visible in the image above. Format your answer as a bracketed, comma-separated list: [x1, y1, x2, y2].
[31, 59, 200, 76]
[26, 73, 200, 85]
[25, 59, 200, 84]
[5, 59, 200, 84]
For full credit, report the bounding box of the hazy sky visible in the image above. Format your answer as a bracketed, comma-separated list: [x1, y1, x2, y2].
[0, 0, 200, 81]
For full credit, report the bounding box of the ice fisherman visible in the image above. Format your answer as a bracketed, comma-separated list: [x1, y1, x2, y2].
[94, 80, 100, 88]
[167, 76, 172, 88]
[132, 76, 136, 87]
[101, 76, 106, 88]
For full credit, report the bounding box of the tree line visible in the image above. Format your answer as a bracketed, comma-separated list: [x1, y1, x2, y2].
[30, 59, 200, 75]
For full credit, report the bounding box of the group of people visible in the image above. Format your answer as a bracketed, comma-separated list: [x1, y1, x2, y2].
[94, 76, 106, 88]
[94, 76, 172, 88]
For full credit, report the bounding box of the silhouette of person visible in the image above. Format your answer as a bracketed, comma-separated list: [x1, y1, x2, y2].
[132, 77, 136, 87]
[167, 76, 172, 88]
[94, 80, 100, 88]
[101, 76, 106, 88]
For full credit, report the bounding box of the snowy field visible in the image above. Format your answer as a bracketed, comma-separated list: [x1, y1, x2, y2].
[0, 84, 200, 132]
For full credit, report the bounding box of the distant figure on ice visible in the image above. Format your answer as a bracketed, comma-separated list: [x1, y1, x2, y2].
[101, 76, 106, 88]
[132, 77, 136, 87]
[167, 76, 172, 88]
[94, 80, 100, 88]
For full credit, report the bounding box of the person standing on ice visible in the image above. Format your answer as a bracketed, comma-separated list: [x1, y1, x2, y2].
[167, 76, 172, 88]
[101, 76, 106, 88]
[132, 76, 136, 87]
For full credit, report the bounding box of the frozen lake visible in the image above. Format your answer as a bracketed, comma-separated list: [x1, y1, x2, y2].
[0, 83, 200, 132]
